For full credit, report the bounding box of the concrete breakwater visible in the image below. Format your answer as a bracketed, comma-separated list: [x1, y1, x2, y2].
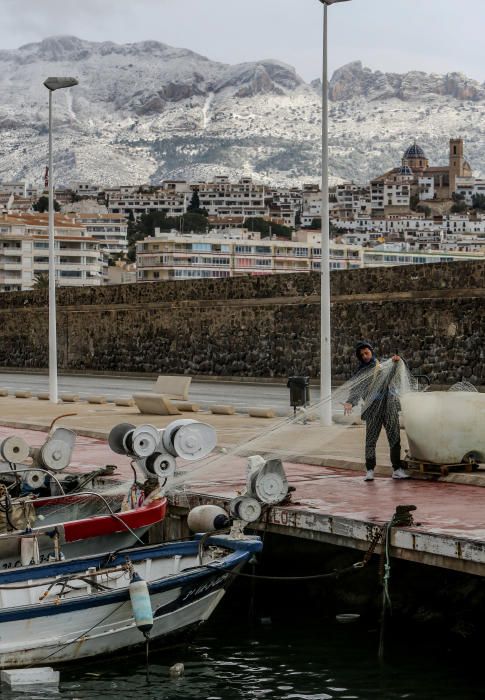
[0, 260, 484, 384]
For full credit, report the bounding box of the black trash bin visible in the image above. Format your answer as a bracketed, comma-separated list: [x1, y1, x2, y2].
[287, 376, 310, 415]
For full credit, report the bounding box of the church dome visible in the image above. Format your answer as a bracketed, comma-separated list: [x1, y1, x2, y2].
[403, 143, 426, 160]
[397, 165, 413, 176]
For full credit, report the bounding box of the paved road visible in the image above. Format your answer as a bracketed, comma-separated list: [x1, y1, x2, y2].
[0, 372, 320, 415]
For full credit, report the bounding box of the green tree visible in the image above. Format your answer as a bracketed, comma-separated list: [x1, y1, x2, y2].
[472, 194, 485, 211]
[244, 217, 292, 240]
[450, 201, 468, 214]
[186, 190, 208, 218]
[187, 190, 201, 212]
[410, 194, 420, 211]
[32, 272, 49, 289]
[33, 196, 60, 213]
[162, 212, 209, 233]
[416, 204, 432, 218]
[135, 211, 167, 238]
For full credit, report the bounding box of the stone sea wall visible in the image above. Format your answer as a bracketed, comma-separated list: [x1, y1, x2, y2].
[0, 260, 484, 384]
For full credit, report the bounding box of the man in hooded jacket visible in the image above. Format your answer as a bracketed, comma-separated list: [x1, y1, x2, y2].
[343, 341, 410, 481]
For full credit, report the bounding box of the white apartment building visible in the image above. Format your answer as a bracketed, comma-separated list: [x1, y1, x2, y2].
[454, 177, 485, 205]
[441, 214, 485, 234]
[333, 215, 430, 236]
[301, 184, 321, 227]
[418, 177, 435, 201]
[363, 247, 483, 268]
[107, 187, 187, 219]
[194, 177, 267, 219]
[371, 181, 411, 213]
[136, 229, 363, 282]
[0, 182, 27, 197]
[334, 183, 371, 217]
[74, 182, 103, 198]
[0, 214, 103, 291]
[136, 227, 485, 283]
[75, 213, 128, 256]
[265, 187, 302, 228]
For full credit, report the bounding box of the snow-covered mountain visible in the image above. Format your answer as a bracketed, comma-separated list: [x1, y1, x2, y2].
[1, 36, 484, 188]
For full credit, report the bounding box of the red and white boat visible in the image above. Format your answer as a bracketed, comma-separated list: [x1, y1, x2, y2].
[0, 490, 167, 569]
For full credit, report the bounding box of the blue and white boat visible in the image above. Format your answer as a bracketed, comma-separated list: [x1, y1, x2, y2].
[0, 532, 261, 668]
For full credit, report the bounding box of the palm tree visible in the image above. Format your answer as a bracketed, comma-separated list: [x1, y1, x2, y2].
[32, 272, 49, 289]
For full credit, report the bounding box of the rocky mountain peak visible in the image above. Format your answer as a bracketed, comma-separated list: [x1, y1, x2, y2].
[329, 61, 485, 102]
[20, 35, 90, 61]
[0, 37, 484, 187]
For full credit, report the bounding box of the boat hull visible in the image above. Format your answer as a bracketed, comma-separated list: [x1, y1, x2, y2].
[0, 498, 167, 570]
[0, 536, 261, 668]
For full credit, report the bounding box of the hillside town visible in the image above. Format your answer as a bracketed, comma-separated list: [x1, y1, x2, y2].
[1, 137, 484, 291]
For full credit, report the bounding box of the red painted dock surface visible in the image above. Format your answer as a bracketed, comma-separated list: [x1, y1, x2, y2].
[181, 455, 485, 542]
[0, 426, 128, 474]
[2, 426, 484, 571]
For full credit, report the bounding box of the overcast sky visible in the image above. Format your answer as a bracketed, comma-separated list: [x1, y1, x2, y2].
[2, 0, 484, 83]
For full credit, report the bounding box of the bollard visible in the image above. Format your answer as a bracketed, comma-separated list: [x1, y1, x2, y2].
[211, 404, 236, 415]
[248, 407, 276, 419]
[87, 395, 107, 404]
[115, 397, 135, 407]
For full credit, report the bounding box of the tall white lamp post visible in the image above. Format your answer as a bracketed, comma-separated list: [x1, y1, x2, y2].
[43, 77, 79, 403]
[318, 0, 351, 425]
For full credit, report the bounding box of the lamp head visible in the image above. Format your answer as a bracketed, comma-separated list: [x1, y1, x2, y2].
[319, 0, 352, 4]
[43, 77, 79, 91]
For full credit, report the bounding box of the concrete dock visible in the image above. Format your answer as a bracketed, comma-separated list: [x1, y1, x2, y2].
[0, 395, 484, 578]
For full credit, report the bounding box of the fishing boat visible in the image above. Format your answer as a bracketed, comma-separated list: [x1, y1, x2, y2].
[0, 532, 261, 668]
[0, 490, 167, 569]
[0, 416, 226, 571]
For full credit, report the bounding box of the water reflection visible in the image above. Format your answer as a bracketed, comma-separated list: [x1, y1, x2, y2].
[9, 615, 479, 700]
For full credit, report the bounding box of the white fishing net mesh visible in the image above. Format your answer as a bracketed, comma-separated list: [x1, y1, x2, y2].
[30, 481, 134, 526]
[448, 381, 478, 392]
[169, 357, 421, 491]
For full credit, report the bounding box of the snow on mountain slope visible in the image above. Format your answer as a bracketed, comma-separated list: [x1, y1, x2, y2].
[0, 37, 484, 187]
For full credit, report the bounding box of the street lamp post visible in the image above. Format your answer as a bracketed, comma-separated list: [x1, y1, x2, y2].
[43, 77, 78, 404]
[318, 0, 351, 425]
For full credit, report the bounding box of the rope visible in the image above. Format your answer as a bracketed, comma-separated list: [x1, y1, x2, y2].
[0, 563, 130, 592]
[203, 561, 365, 581]
[198, 518, 385, 582]
[378, 504, 416, 661]
[25, 600, 127, 668]
[57, 490, 145, 546]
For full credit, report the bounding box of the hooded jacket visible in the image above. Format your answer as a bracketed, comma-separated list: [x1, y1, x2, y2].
[347, 341, 399, 418]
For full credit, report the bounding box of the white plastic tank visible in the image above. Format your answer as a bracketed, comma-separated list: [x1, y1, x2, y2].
[400, 391, 485, 464]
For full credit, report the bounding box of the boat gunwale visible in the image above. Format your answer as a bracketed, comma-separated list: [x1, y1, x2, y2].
[0, 546, 250, 623]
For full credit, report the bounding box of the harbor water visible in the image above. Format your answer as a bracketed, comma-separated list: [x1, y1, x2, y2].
[8, 612, 481, 700]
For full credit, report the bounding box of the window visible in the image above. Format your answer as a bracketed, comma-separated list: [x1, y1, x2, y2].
[192, 243, 211, 252]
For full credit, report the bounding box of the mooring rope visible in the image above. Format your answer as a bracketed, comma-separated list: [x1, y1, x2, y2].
[378, 504, 416, 661]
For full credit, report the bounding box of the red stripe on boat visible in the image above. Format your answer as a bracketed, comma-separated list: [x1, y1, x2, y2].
[63, 498, 167, 542]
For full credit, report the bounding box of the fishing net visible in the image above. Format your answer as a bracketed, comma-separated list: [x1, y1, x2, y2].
[167, 357, 420, 492]
[448, 381, 478, 392]
[30, 480, 136, 527]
